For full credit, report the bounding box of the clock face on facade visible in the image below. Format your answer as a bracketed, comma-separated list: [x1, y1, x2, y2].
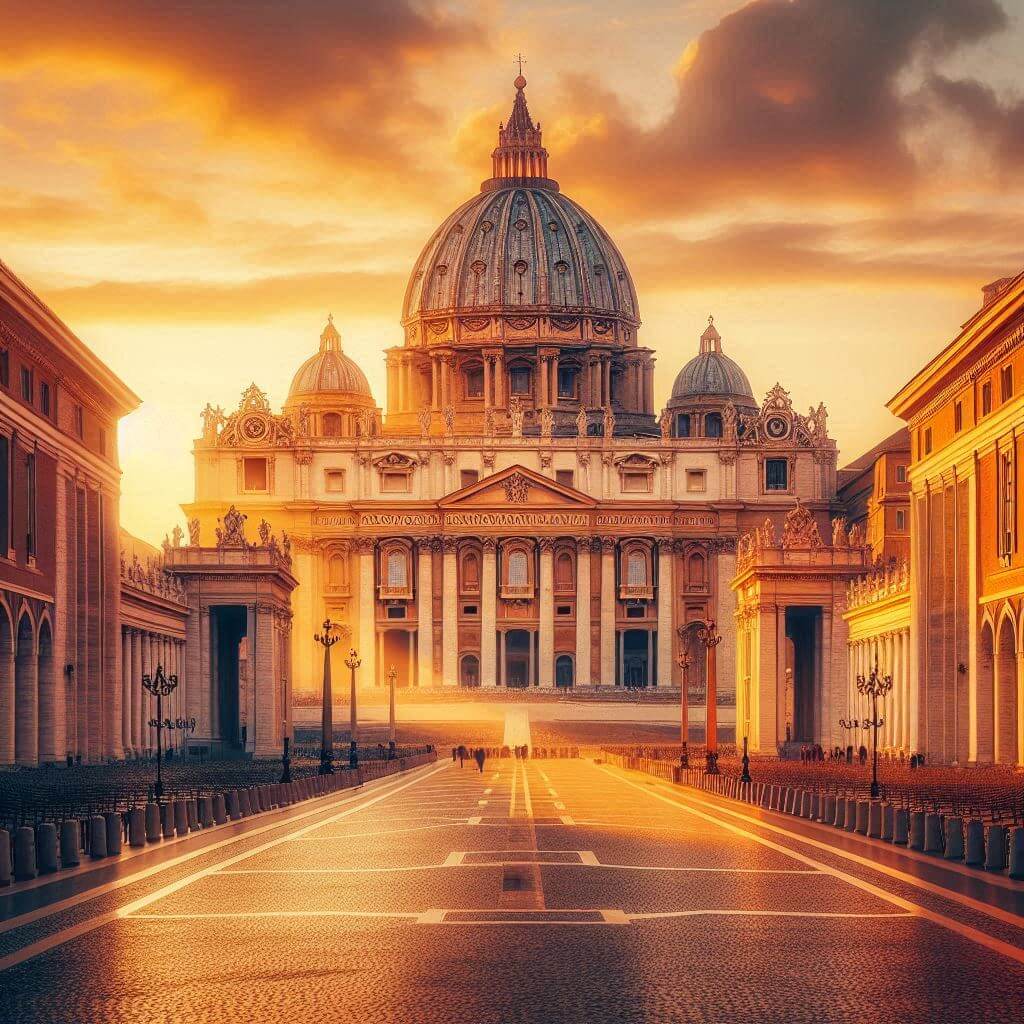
[765, 415, 789, 440]
[241, 414, 268, 443]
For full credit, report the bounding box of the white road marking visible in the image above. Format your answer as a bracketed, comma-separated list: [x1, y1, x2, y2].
[467, 816, 482, 825]
[560, 815, 576, 826]
[628, 910, 914, 921]
[554, 802, 566, 810]
[478, 800, 488, 806]
[127, 909, 419, 921]
[604, 766, 1024, 967]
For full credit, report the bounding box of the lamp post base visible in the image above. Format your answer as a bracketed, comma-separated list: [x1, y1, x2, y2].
[388, 740, 396, 760]
[349, 740, 358, 770]
[319, 750, 334, 775]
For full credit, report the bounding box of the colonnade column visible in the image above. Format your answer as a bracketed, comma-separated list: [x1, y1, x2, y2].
[131, 629, 142, 752]
[481, 539, 497, 687]
[441, 538, 458, 686]
[599, 538, 616, 686]
[357, 539, 377, 689]
[656, 539, 673, 686]
[417, 539, 435, 688]
[121, 629, 132, 755]
[538, 540, 554, 687]
[575, 539, 592, 685]
[483, 358, 493, 411]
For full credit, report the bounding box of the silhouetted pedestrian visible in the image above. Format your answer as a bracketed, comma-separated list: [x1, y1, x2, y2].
[474, 747, 486, 773]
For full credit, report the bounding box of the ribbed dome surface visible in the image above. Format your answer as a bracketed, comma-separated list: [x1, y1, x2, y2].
[402, 185, 639, 323]
[288, 318, 372, 399]
[671, 350, 753, 401]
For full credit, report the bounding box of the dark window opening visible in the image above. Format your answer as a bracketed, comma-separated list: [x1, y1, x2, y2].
[509, 367, 531, 395]
[462, 604, 478, 616]
[465, 366, 484, 398]
[556, 605, 572, 616]
[765, 458, 788, 491]
[953, 402, 962, 433]
[385, 605, 406, 619]
[557, 366, 577, 399]
[704, 412, 723, 438]
[676, 413, 690, 438]
[40, 382, 51, 417]
[982, 381, 992, 416]
[1001, 365, 1013, 403]
[20, 367, 33, 403]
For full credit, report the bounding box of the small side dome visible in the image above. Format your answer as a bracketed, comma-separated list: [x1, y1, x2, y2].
[668, 318, 754, 407]
[288, 316, 373, 400]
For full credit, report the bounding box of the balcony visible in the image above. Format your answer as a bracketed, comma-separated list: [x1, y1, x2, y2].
[619, 584, 654, 601]
[500, 584, 534, 601]
[378, 584, 413, 600]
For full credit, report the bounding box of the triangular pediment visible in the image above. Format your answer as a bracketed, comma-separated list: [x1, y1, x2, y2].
[440, 464, 597, 509]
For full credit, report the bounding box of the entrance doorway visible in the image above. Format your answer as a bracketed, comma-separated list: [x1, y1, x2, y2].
[785, 607, 820, 742]
[381, 629, 414, 687]
[504, 630, 532, 688]
[621, 629, 650, 688]
[212, 606, 247, 752]
[555, 654, 574, 687]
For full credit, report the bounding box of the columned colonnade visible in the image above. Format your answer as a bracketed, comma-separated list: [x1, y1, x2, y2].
[846, 629, 913, 754]
[119, 628, 186, 755]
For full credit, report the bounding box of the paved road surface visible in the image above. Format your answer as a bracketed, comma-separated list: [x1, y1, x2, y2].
[1, 758, 1022, 1022]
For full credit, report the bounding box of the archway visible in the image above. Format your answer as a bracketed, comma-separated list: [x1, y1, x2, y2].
[995, 615, 1018, 764]
[15, 612, 38, 765]
[37, 617, 56, 761]
[460, 654, 480, 688]
[977, 620, 995, 761]
[555, 654, 574, 688]
[622, 629, 650, 688]
[0, 604, 13, 764]
[381, 629, 414, 687]
[504, 630, 531, 688]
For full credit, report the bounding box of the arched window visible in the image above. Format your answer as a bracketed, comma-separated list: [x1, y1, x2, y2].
[460, 654, 480, 687]
[322, 413, 342, 437]
[462, 551, 480, 592]
[555, 551, 574, 590]
[464, 364, 484, 399]
[704, 412, 723, 438]
[508, 550, 528, 586]
[555, 655, 574, 687]
[687, 552, 705, 588]
[329, 553, 347, 587]
[387, 550, 407, 589]
[627, 551, 647, 586]
[676, 413, 691, 438]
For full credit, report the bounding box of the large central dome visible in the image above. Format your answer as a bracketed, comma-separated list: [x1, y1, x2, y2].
[401, 76, 638, 328]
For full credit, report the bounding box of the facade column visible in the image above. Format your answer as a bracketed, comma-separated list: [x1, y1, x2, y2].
[575, 539, 592, 685]
[441, 538, 458, 686]
[121, 629, 132, 754]
[102, 490, 121, 760]
[539, 540, 554, 686]
[600, 538, 616, 686]
[528, 630, 535, 687]
[1, 616, 15, 764]
[536, 355, 549, 407]
[131, 629, 142, 752]
[715, 542, 737, 705]
[52, 464, 70, 761]
[357, 539, 376, 694]
[431, 358, 440, 410]
[483, 357, 493, 410]
[494, 353, 505, 408]
[416, 539, 435, 688]
[481, 539, 497, 686]
[550, 353, 560, 406]
[656, 539, 673, 686]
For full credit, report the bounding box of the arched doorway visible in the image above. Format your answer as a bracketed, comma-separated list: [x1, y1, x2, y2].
[555, 654, 574, 688]
[37, 617, 56, 761]
[460, 654, 480, 688]
[15, 612, 37, 765]
[0, 605, 13, 765]
[381, 629, 414, 687]
[996, 615, 1018, 764]
[977, 621, 995, 762]
[504, 630, 531, 688]
[622, 630, 649, 688]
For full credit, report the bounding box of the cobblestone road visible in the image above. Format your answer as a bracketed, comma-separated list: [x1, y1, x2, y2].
[1, 758, 1022, 1023]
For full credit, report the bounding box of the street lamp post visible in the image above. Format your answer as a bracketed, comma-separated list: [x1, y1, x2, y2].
[856, 659, 893, 799]
[142, 664, 178, 803]
[675, 624, 695, 769]
[314, 619, 340, 774]
[386, 664, 397, 759]
[741, 673, 752, 784]
[345, 648, 362, 769]
[697, 619, 723, 773]
[281, 673, 291, 784]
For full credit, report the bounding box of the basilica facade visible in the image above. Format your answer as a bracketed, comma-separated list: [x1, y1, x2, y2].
[184, 76, 841, 702]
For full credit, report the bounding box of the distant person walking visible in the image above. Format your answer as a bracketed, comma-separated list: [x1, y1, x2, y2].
[457, 745, 466, 768]
[474, 747, 486, 773]
[452, 747, 457, 763]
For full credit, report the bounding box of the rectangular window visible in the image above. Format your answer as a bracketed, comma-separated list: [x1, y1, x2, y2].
[896, 464, 907, 483]
[924, 428, 932, 455]
[686, 469, 706, 492]
[0, 349, 8, 387]
[40, 381, 51, 417]
[557, 366, 577, 399]
[556, 604, 572, 616]
[243, 457, 268, 491]
[1001, 364, 1013, 403]
[896, 509, 906, 531]
[75, 404, 84, 439]
[26, 452, 37, 558]
[621, 471, 652, 493]
[765, 458, 788, 491]
[460, 469, 479, 488]
[953, 402, 963, 433]
[999, 451, 1014, 557]
[325, 469, 346, 493]
[462, 604, 478, 616]
[982, 381, 992, 416]
[676, 414, 690, 438]
[464, 367, 484, 399]
[509, 367, 530, 395]
[20, 366, 33, 403]
[381, 471, 410, 493]
[555, 469, 574, 488]
[386, 550, 408, 588]
[0, 435, 8, 554]
[385, 605, 406, 619]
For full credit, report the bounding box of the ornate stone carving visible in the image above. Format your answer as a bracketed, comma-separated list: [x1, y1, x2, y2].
[603, 406, 615, 439]
[441, 537, 458, 553]
[216, 506, 247, 548]
[171, 525, 183, 548]
[509, 396, 525, 438]
[831, 516, 848, 547]
[199, 403, 225, 445]
[187, 517, 201, 546]
[217, 384, 295, 448]
[418, 408, 432, 438]
[294, 449, 313, 466]
[482, 452, 495, 471]
[502, 473, 531, 504]
[540, 451, 552, 469]
[576, 407, 589, 437]
[355, 536, 376, 554]
[258, 518, 271, 546]
[723, 401, 738, 442]
[539, 407, 553, 439]
[781, 499, 823, 550]
[481, 536, 498, 552]
[659, 409, 671, 441]
[538, 537, 555, 552]
[483, 407, 496, 437]
[415, 536, 437, 554]
[442, 405, 455, 435]
[297, 404, 311, 438]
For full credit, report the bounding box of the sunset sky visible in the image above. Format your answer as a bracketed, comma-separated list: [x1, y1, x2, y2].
[3, 0, 1023, 543]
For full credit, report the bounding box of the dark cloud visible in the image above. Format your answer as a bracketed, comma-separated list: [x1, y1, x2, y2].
[555, 0, 1009, 214]
[925, 73, 1024, 165]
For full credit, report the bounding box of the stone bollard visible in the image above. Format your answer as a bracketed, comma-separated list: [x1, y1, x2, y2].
[881, 803, 894, 841]
[13, 827, 37, 881]
[239, 790, 252, 817]
[809, 792, 819, 820]
[160, 803, 175, 839]
[965, 820, 985, 866]
[198, 797, 214, 828]
[985, 825, 1007, 871]
[867, 801, 882, 838]
[834, 797, 847, 829]
[800, 791, 812, 818]
[61, 819, 81, 865]
[924, 813, 944, 853]
[908, 811, 926, 850]
[213, 794, 228, 825]
[105, 812, 123, 856]
[145, 802, 162, 842]
[1008, 827, 1024, 880]
[0, 829, 10, 886]
[854, 801, 869, 835]
[173, 800, 189, 836]
[227, 791, 242, 821]
[847, 801, 862, 833]
[187, 800, 199, 831]
[821, 794, 836, 824]
[36, 823, 59, 873]
[129, 808, 146, 848]
[89, 816, 108, 859]
[944, 817, 964, 861]
[893, 807, 909, 845]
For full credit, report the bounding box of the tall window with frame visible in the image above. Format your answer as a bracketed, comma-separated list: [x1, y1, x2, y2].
[26, 451, 37, 558]
[387, 550, 408, 589]
[626, 550, 647, 586]
[1001, 364, 1013, 403]
[508, 366, 531, 396]
[764, 458, 788, 491]
[508, 549, 528, 587]
[0, 434, 8, 555]
[0, 348, 9, 388]
[982, 380, 993, 416]
[999, 451, 1014, 560]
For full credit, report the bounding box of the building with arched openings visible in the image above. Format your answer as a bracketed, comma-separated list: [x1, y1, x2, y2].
[184, 74, 845, 743]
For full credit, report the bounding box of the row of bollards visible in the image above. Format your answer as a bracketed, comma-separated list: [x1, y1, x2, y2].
[0, 752, 435, 888]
